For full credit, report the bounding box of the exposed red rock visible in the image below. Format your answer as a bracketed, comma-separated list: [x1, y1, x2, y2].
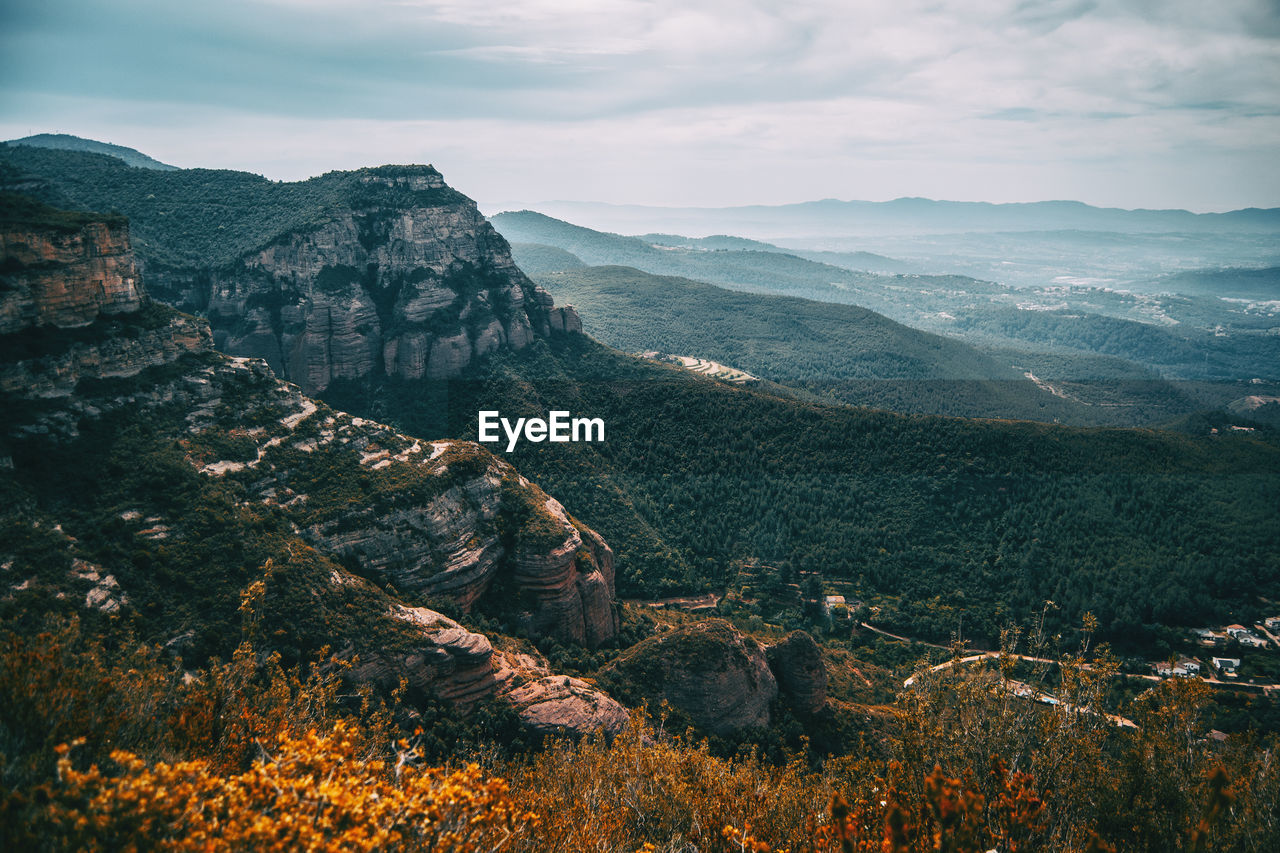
[1, 219, 143, 334]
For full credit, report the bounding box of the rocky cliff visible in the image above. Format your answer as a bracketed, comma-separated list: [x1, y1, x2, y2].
[0, 207, 143, 334]
[766, 630, 828, 717]
[599, 619, 777, 735]
[0, 200, 622, 738]
[143, 166, 581, 394]
[0, 195, 211, 393]
[181, 357, 620, 648]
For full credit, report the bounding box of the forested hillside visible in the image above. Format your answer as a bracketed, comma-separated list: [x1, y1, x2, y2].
[516, 260, 1219, 425]
[0, 146, 468, 269]
[326, 334, 1280, 648]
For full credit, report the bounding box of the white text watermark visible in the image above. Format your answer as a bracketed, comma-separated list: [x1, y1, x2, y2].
[478, 410, 604, 452]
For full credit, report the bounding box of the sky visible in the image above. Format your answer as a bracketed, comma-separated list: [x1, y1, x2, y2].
[1, 0, 1278, 212]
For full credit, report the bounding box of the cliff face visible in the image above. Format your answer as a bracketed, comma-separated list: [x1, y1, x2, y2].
[0, 218, 144, 334]
[0, 210, 211, 394]
[766, 630, 828, 717]
[601, 619, 777, 735]
[154, 167, 579, 394]
[0, 201, 622, 738]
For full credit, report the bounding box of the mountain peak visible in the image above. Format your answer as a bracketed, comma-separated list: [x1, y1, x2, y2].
[3, 134, 178, 171]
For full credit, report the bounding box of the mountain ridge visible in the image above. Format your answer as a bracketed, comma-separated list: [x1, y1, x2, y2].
[502, 196, 1280, 238]
[4, 133, 178, 171]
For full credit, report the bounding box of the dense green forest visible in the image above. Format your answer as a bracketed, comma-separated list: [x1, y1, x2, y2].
[0, 146, 467, 270]
[326, 335, 1280, 649]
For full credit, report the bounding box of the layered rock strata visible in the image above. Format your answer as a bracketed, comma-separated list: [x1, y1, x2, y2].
[0, 212, 212, 394]
[0, 203, 622, 737]
[156, 166, 583, 394]
[602, 619, 777, 735]
[0, 218, 143, 333]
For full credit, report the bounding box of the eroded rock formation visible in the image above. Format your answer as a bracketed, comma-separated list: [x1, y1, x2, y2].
[0, 217, 143, 334]
[0, 200, 622, 737]
[147, 166, 582, 394]
[0, 206, 212, 394]
[601, 619, 777, 735]
[766, 630, 828, 717]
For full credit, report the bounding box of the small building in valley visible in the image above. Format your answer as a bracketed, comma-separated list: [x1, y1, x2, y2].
[1212, 657, 1241, 677]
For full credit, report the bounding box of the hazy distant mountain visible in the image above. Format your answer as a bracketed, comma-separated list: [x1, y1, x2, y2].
[491, 209, 933, 300]
[493, 210, 1280, 384]
[1145, 266, 1280, 301]
[640, 232, 915, 273]
[518, 197, 1280, 239]
[3, 133, 178, 170]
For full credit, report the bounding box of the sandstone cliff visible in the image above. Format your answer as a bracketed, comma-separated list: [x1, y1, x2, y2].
[766, 630, 828, 717]
[0, 210, 143, 334]
[0, 196, 212, 393]
[0, 201, 622, 738]
[144, 166, 582, 394]
[599, 619, 777, 735]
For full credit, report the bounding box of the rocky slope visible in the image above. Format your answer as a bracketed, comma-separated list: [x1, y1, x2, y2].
[0, 200, 623, 737]
[183, 356, 620, 649]
[139, 166, 581, 394]
[599, 619, 778, 735]
[766, 630, 828, 717]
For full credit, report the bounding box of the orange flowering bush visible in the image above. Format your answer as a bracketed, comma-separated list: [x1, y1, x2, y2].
[37, 721, 537, 852]
[726, 759, 1046, 853]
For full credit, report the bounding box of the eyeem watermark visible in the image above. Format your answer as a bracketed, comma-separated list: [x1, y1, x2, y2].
[478, 410, 604, 452]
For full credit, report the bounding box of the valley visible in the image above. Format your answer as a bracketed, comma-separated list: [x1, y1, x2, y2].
[492, 210, 1280, 410]
[2, 139, 1279, 851]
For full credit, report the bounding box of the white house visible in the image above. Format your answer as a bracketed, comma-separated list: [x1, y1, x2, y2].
[1212, 657, 1241, 677]
[1226, 625, 1266, 646]
[823, 595, 849, 618]
[1153, 660, 1198, 678]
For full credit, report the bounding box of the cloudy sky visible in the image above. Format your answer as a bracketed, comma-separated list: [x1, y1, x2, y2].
[1, 0, 1278, 211]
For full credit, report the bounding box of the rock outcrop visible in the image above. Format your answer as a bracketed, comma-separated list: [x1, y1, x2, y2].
[145, 166, 581, 394]
[503, 674, 629, 738]
[600, 619, 777, 735]
[766, 630, 828, 717]
[348, 603, 503, 706]
[0, 199, 623, 738]
[0, 214, 143, 334]
[0, 201, 212, 394]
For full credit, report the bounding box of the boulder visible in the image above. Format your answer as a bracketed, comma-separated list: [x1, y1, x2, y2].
[601, 619, 777, 735]
[766, 630, 828, 717]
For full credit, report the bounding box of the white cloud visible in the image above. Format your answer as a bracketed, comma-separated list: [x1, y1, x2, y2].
[1, 0, 1277, 209]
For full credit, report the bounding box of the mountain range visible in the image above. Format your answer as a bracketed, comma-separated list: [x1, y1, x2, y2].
[498, 196, 1280, 240]
[4, 136, 1280, 850]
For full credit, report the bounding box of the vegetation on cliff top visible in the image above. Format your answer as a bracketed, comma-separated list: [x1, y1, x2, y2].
[0, 148, 467, 269]
[347, 334, 1280, 648]
[0, 191, 126, 232]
